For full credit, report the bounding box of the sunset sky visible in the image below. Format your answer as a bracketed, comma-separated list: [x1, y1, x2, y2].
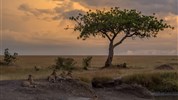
[0, 0, 178, 55]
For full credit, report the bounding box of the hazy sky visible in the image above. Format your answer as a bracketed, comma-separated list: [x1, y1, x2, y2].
[0, 0, 178, 55]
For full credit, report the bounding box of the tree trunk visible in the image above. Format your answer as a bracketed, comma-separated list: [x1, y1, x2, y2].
[104, 42, 114, 67]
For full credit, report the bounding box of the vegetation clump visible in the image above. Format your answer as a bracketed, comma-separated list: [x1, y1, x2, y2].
[54, 57, 76, 71]
[1, 48, 18, 65]
[82, 56, 92, 70]
[116, 63, 127, 68]
[122, 72, 178, 92]
[155, 64, 174, 70]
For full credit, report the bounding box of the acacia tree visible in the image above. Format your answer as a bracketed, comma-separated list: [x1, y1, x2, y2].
[69, 7, 173, 67]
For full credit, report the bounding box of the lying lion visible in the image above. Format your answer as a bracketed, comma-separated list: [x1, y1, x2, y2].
[47, 70, 74, 82]
[21, 74, 36, 88]
[47, 69, 58, 83]
[66, 70, 73, 79]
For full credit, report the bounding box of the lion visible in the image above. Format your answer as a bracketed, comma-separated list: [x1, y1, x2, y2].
[47, 69, 58, 83]
[66, 70, 73, 79]
[60, 71, 66, 78]
[21, 74, 36, 88]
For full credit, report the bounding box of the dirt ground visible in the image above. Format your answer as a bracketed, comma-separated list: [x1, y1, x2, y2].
[0, 79, 152, 100]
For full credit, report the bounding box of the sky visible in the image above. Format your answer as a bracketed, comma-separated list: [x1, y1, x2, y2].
[0, 0, 178, 55]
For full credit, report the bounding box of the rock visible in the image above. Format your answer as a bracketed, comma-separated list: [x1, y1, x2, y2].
[116, 84, 153, 99]
[155, 64, 174, 70]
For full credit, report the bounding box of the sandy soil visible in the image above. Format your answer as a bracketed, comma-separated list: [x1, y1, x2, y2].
[0, 79, 152, 100]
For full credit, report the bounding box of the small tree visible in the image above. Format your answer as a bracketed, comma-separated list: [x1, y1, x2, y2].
[82, 56, 92, 70]
[68, 7, 173, 67]
[3, 48, 18, 65]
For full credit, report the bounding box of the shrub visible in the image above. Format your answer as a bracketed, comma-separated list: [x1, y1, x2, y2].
[82, 56, 92, 70]
[116, 63, 127, 68]
[34, 66, 41, 71]
[122, 72, 178, 92]
[2, 48, 18, 65]
[54, 57, 76, 71]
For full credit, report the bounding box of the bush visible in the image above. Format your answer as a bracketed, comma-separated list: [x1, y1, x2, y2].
[116, 63, 127, 68]
[82, 56, 92, 70]
[122, 72, 178, 92]
[2, 48, 18, 65]
[54, 57, 76, 71]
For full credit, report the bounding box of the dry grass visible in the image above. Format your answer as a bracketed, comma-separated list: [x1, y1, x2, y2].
[122, 71, 178, 92]
[0, 56, 178, 81]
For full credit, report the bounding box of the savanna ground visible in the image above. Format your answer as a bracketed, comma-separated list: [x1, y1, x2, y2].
[0, 56, 178, 81]
[0, 56, 178, 100]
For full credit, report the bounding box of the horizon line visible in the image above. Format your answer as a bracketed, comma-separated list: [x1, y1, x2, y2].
[0, 54, 177, 56]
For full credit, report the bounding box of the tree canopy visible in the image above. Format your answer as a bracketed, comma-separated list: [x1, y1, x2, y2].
[70, 7, 173, 42]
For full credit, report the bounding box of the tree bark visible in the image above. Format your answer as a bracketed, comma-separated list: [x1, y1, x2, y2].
[104, 42, 114, 67]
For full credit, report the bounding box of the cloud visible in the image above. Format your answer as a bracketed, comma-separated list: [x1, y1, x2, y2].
[123, 50, 177, 55]
[52, 0, 65, 1]
[18, 4, 54, 17]
[1, 29, 108, 55]
[53, 9, 85, 20]
[71, 0, 178, 15]
[18, 2, 85, 20]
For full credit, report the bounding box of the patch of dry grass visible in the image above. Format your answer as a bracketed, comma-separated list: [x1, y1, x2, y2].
[122, 71, 178, 92]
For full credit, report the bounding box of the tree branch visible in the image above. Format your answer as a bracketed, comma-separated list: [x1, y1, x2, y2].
[100, 31, 112, 41]
[113, 35, 128, 48]
[111, 33, 118, 41]
[127, 32, 136, 37]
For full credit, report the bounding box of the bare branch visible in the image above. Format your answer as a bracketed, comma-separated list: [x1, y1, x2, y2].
[97, 29, 112, 41]
[113, 35, 128, 48]
[111, 33, 118, 41]
[127, 32, 136, 37]
[103, 32, 112, 41]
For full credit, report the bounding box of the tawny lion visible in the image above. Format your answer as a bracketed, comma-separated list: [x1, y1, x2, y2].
[47, 69, 58, 82]
[21, 74, 36, 88]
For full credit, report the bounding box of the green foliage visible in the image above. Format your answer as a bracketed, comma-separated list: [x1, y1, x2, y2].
[122, 72, 178, 92]
[82, 56, 92, 70]
[54, 57, 76, 71]
[3, 48, 18, 65]
[69, 7, 173, 41]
